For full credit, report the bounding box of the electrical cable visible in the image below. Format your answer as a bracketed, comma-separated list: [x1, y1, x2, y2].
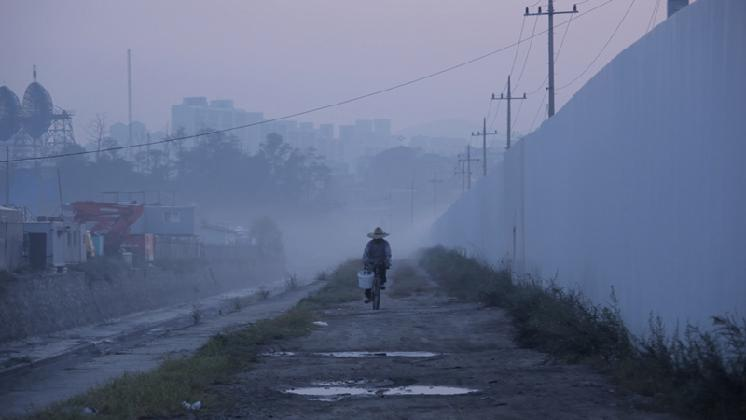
[515, 16, 540, 89]
[514, 10, 575, 130]
[530, 89, 548, 131]
[489, 79, 508, 130]
[509, 16, 528, 77]
[646, 0, 661, 33]
[9, 0, 618, 163]
[556, 0, 636, 91]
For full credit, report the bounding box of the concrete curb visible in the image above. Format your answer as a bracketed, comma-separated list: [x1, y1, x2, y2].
[0, 282, 303, 379]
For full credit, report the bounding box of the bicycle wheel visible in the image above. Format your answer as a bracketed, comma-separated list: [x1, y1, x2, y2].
[372, 275, 381, 310]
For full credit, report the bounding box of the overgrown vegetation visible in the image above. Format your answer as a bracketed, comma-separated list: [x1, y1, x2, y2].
[151, 258, 209, 274]
[28, 259, 363, 420]
[294, 259, 362, 311]
[419, 246, 746, 419]
[68, 257, 128, 283]
[388, 262, 430, 298]
[0, 270, 16, 282]
[50, 132, 333, 216]
[190, 305, 203, 325]
[284, 273, 300, 292]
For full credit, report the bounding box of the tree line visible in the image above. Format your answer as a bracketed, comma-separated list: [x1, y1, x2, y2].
[49, 130, 333, 219]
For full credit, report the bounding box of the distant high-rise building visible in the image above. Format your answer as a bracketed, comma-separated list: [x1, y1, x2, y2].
[110, 121, 146, 146]
[354, 119, 373, 143]
[171, 97, 263, 150]
[318, 123, 334, 139]
[373, 119, 391, 139]
[339, 125, 355, 142]
[299, 122, 313, 132]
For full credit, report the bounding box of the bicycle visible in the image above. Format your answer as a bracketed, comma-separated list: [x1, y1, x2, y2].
[370, 264, 388, 310]
[359, 264, 386, 310]
[371, 269, 381, 310]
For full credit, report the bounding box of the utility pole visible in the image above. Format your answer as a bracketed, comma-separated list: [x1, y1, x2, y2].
[458, 145, 480, 190]
[428, 175, 444, 216]
[5, 147, 9, 206]
[525, 1, 578, 118]
[492, 75, 527, 149]
[127, 49, 133, 148]
[471, 117, 497, 175]
[56, 167, 64, 217]
[407, 179, 416, 227]
[455, 158, 466, 192]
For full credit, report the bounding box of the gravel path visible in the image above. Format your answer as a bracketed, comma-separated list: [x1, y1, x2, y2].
[201, 287, 676, 419]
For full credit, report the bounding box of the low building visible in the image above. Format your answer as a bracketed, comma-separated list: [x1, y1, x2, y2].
[0, 206, 23, 272]
[73, 201, 197, 261]
[130, 205, 196, 236]
[130, 204, 199, 261]
[23, 217, 86, 271]
[200, 222, 240, 245]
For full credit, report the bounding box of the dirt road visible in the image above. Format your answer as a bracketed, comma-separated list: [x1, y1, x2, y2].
[202, 287, 675, 419]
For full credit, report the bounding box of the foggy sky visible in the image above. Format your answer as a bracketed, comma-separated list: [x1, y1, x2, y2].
[1, 0, 671, 142]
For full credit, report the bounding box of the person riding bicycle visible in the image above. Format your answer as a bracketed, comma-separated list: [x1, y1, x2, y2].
[363, 227, 392, 303]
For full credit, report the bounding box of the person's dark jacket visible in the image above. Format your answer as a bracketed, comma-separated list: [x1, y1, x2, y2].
[363, 238, 391, 269]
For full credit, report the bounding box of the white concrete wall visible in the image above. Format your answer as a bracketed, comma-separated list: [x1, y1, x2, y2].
[431, 0, 746, 333]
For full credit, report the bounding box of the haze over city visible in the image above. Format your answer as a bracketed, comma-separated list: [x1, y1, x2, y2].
[1, 0, 673, 137]
[0, 1, 743, 419]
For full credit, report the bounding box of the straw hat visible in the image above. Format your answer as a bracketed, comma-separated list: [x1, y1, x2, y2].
[367, 227, 389, 239]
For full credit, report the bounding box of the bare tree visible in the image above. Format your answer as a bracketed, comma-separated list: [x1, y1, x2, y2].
[87, 114, 107, 161]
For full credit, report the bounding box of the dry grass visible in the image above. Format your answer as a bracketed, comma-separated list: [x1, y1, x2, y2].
[388, 261, 430, 298]
[419, 246, 746, 419]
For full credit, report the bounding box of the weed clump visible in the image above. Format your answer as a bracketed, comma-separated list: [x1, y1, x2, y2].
[256, 288, 270, 301]
[284, 273, 300, 291]
[296, 259, 362, 310]
[191, 305, 202, 325]
[388, 262, 430, 298]
[419, 246, 746, 419]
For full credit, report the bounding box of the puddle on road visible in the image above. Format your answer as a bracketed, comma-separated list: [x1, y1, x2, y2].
[285, 386, 377, 399]
[261, 351, 440, 358]
[313, 351, 440, 358]
[383, 385, 478, 396]
[284, 383, 478, 400]
[261, 351, 297, 357]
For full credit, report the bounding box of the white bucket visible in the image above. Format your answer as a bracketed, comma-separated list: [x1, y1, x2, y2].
[357, 271, 374, 289]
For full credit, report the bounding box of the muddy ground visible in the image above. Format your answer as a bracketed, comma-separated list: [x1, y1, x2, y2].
[200, 286, 676, 419]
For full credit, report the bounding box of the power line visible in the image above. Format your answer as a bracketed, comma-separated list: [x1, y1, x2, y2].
[513, 11, 574, 132]
[519, 0, 613, 134]
[471, 117, 498, 175]
[515, 16, 540, 89]
[10, 0, 618, 164]
[489, 10, 529, 130]
[492, 76, 527, 150]
[489, 79, 507, 129]
[646, 0, 661, 33]
[458, 145, 480, 190]
[508, 16, 539, 132]
[556, 0, 637, 91]
[522, 0, 614, 97]
[530, 89, 548, 132]
[525, 0, 579, 118]
[509, 16, 528, 77]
